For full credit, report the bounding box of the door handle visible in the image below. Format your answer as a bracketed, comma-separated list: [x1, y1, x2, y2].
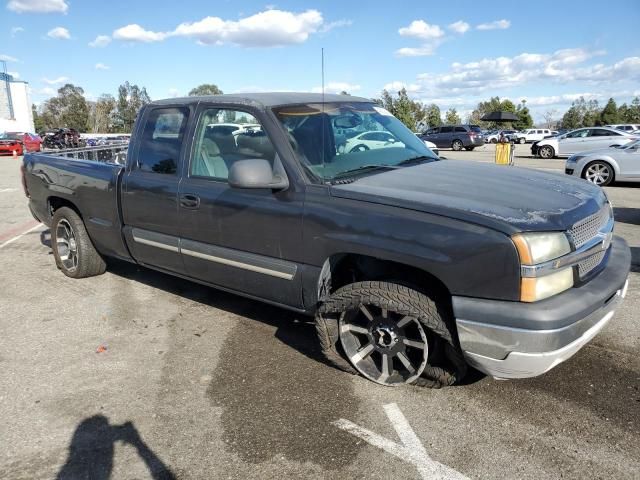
[180, 194, 200, 209]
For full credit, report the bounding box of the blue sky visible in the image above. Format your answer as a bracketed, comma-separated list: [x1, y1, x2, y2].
[2, 0, 639, 122]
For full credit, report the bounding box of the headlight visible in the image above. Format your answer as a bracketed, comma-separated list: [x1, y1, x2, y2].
[521, 268, 574, 302]
[512, 232, 573, 302]
[512, 232, 571, 264]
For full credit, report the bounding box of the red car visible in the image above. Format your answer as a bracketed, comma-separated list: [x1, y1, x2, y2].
[5, 132, 43, 152]
[0, 133, 24, 156]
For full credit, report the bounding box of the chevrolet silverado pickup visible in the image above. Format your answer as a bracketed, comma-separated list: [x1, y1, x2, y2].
[22, 93, 630, 387]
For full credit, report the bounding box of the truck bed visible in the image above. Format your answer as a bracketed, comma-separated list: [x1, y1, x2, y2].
[23, 144, 132, 261]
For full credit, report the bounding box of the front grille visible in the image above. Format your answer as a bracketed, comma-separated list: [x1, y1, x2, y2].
[578, 250, 606, 277]
[568, 206, 610, 249]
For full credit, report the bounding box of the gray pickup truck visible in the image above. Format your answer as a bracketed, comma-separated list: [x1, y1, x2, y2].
[22, 93, 630, 388]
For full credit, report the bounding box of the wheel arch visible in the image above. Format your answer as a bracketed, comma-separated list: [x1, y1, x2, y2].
[316, 253, 452, 306]
[48, 196, 83, 221]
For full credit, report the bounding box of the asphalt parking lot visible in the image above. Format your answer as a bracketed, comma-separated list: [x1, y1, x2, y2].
[1, 145, 639, 479]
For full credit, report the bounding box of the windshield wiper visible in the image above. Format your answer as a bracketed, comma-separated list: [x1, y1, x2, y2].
[396, 155, 438, 166]
[331, 164, 398, 181]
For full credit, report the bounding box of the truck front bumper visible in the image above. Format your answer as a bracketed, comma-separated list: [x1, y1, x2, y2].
[452, 236, 630, 379]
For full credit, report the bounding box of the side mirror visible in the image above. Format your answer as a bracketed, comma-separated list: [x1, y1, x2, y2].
[228, 158, 289, 190]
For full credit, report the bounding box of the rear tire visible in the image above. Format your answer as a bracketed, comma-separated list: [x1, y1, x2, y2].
[538, 145, 555, 159]
[490, 138, 498, 144]
[315, 281, 467, 388]
[519, 138, 526, 144]
[51, 207, 107, 278]
[452, 140, 464, 151]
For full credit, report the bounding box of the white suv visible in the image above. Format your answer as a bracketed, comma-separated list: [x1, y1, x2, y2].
[606, 124, 640, 132]
[515, 128, 553, 143]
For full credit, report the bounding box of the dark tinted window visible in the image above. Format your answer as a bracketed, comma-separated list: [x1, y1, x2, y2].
[440, 126, 453, 133]
[455, 126, 467, 132]
[138, 107, 189, 174]
[590, 129, 620, 137]
[470, 125, 482, 133]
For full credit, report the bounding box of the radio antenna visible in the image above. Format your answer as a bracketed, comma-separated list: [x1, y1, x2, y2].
[321, 47, 325, 178]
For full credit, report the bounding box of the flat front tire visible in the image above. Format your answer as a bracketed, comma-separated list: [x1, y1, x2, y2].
[51, 207, 107, 278]
[315, 281, 467, 387]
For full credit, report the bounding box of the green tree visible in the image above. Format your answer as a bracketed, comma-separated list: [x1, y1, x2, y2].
[32, 104, 46, 133]
[444, 108, 461, 125]
[188, 84, 223, 96]
[38, 84, 90, 131]
[514, 100, 534, 130]
[469, 96, 518, 128]
[425, 104, 442, 129]
[89, 94, 116, 133]
[561, 106, 582, 129]
[116, 81, 151, 133]
[630, 97, 640, 123]
[600, 98, 619, 125]
[375, 88, 427, 131]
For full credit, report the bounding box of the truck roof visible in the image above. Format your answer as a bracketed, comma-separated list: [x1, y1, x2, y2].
[151, 92, 372, 108]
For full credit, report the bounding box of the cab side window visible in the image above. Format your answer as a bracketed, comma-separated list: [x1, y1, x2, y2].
[190, 108, 276, 181]
[137, 107, 189, 174]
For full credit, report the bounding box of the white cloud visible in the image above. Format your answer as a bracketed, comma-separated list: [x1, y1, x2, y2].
[47, 26, 70, 40]
[88, 35, 111, 47]
[476, 19, 511, 30]
[95, 63, 109, 70]
[0, 54, 19, 62]
[35, 86, 56, 96]
[396, 43, 442, 57]
[42, 76, 69, 84]
[113, 24, 167, 43]
[311, 82, 361, 94]
[398, 20, 444, 40]
[448, 20, 470, 34]
[383, 81, 421, 93]
[170, 9, 323, 47]
[11, 26, 24, 37]
[320, 19, 352, 33]
[7, 0, 68, 13]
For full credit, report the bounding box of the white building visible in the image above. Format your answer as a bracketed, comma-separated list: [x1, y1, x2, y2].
[0, 72, 34, 133]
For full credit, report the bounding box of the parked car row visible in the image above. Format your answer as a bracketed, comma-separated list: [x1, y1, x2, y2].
[532, 127, 636, 159]
[0, 131, 42, 155]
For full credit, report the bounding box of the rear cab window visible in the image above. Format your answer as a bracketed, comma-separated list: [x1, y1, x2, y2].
[136, 107, 190, 174]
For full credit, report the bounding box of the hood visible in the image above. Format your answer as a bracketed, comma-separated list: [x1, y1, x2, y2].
[330, 160, 606, 234]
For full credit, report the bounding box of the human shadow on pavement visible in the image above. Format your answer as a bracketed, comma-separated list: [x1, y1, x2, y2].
[56, 415, 175, 480]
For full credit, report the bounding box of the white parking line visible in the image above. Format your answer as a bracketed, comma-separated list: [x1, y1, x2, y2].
[0, 188, 18, 193]
[333, 403, 469, 480]
[0, 223, 42, 249]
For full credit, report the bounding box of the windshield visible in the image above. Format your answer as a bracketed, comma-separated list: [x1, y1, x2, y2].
[272, 102, 438, 183]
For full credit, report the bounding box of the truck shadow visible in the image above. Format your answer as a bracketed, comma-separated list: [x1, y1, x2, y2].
[104, 259, 365, 471]
[56, 415, 175, 480]
[613, 207, 640, 226]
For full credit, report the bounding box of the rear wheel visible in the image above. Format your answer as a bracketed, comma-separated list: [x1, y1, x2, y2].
[452, 140, 464, 151]
[349, 144, 369, 153]
[315, 281, 467, 387]
[51, 207, 107, 278]
[490, 138, 498, 144]
[583, 161, 614, 186]
[519, 137, 526, 144]
[538, 145, 555, 159]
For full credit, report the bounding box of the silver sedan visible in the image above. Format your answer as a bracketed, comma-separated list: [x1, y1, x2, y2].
[565, 139, 640, 186]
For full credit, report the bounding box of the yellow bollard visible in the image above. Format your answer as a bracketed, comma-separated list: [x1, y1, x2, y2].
[495, 143, 511, 165]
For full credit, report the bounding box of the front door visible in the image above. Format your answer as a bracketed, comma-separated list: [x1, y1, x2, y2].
[178, 105, 304, 308]
[121, 105, 191, 274]
[559, 128, 590, 155]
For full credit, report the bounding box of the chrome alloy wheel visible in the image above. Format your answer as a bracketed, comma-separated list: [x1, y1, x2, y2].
[585, 163, 611, 186]
[339, 304, 429, 386]
[56, 218, 78, 272]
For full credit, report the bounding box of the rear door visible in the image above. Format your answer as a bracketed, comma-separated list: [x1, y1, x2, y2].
[587, 128, 625, 150]
[121, 105, 192, 274]
[178, 104, 305, 307]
